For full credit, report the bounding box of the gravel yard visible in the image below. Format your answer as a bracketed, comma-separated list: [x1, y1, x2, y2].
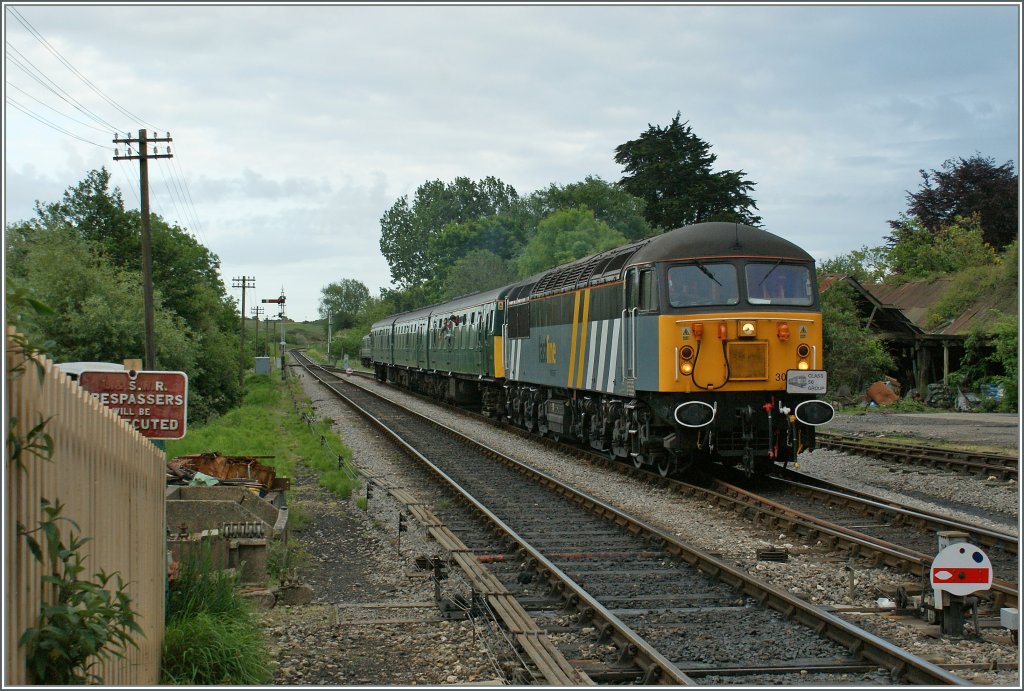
[263, 366, 1020, 686]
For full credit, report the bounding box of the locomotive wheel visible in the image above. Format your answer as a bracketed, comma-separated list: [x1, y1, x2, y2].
[656, 456, 674, 477]
[632, 453, 644, 469]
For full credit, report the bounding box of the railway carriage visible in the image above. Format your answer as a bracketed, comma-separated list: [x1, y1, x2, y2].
[368, 222, 834, 479]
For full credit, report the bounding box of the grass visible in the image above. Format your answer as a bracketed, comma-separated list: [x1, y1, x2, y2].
[161, 545, 269, 684]
[165, 373, 359, 499]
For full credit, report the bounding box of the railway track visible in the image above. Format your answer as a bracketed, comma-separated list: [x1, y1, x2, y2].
[297, 352, 969, 685]
[816, 432, 1018, 481]
[332, 365, 1019, 610]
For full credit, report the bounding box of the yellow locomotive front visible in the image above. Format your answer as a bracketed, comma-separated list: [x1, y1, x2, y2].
[650, 256, 834, 476]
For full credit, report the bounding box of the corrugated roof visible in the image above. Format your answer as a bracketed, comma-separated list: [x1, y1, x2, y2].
[860, 277, 1014, 335]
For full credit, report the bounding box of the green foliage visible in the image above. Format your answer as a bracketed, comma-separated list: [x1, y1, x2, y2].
[887, 213, 997, 279]
[614, 111, 761, 231]
[889, 154, 1018, 250]
[440, 248, 520, 299]
[821, 281, 895, 396]
[161, 613, 269, 685]
[819, 245, 890, 283]
[517, 208, 627, 276]
[318, 278, 371, 330]
[924, 239, 1017, 330]
[18, 499, 143, 685]
[526, 175, 654, 242]
[4, 167, 243, 423]
[379, 176, 519, 290]
[161, 542, 269, 684]
[950, 313, 1018, 412]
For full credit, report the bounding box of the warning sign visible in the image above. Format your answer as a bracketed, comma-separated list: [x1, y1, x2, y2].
[78, 370, 188, 440]
[931, 542, 992, 604]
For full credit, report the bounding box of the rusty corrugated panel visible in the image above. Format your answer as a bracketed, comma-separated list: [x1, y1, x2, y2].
[864, 277, 1014, 335]
[169, 453, 286, 492]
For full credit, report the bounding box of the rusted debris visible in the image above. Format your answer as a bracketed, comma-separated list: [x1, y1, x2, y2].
[865, 376, 901, 406]
[167, 452, 290, 494]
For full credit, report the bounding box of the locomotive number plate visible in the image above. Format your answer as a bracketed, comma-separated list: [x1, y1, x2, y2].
[786, 370, 827, 394]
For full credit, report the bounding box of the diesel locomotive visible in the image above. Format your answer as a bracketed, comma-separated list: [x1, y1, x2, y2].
[367, 222, 834, 478]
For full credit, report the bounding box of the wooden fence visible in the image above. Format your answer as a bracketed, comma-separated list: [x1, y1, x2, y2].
[5, 329, 165, 685]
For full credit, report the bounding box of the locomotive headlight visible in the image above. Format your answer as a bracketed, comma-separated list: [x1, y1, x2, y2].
[797, 360, 810, 370]
[679, 345, 695, 375]
[740, 321, 756, 338]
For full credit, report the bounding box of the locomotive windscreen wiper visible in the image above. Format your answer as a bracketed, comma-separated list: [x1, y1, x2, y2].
[693, 259, 722, 286]
[757, 259, 783, 287]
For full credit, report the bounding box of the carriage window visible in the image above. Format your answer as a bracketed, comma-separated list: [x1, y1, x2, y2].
[745, 263, 813, 306]
[667, 263, 739, 307]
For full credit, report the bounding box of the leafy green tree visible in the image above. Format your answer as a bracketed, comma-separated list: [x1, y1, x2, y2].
[379, 176, 519, 289]
[819, 245, 890, 283]
[6, 229, 195, 373]
[887, 213, 997, 278]
[440, 249, 520, 300]
[820, 280, 895, 397]
[318, 279, 371, 330]
[525, 175, 654, 242]
[5, 168, 242, 422]
[889, 154, 1018, 250]
[516, 208, 627, 276]
[614, 112, 761, 231]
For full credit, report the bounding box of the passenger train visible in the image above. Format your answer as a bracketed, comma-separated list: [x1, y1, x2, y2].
[365, 222, 834, 479]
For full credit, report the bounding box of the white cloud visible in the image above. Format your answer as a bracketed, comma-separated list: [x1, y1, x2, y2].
[4, 2, 1019, 321]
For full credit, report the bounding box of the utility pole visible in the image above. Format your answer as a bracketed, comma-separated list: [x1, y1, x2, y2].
[233, 276, 256, 386]
[327, 310, 332, 357]
[113, 129, 173, 370]
[251, 305, 264, 356]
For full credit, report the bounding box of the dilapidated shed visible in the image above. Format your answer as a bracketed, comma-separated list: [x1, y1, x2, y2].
[823, 275, 1016, 396]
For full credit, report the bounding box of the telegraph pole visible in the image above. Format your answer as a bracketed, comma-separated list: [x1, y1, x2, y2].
[233, 276, 256, 386]
[113, 129, 173, 370]
[251, 305, 264, 356]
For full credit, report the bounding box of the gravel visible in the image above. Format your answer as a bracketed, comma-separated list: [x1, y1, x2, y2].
[265, 365, 1020, 686]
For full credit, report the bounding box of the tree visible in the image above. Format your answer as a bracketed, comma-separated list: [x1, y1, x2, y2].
[516, 208, 627, 277]
[5, 169, 243, 422]
[887, 213, 997, 278]
[819, 245, 890, 283]
[440, 249, 520, 300]
[525, 175, 654, 242]
[614, 112, 761, 231]
[379, 176, 519, 289]
[820, 281, 895, 397]
[318, 279, 371, 330]
[888, 154, 1018, 250]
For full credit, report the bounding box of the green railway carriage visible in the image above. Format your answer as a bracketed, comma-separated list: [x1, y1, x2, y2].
[368, 287, 510, 405]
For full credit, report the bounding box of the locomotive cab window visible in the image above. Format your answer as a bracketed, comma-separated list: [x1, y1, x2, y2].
[745, 263, 813, 306]
[667, 263, 739, 307]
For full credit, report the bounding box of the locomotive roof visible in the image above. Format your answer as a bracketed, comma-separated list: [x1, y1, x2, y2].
[626, 222, 813, 266]
[515, 222, 812, 300]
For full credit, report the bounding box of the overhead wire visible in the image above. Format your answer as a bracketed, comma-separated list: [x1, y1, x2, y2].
[5, 6, 209, 245]
[7, 6, 163, 132]
[5, 95, 109, 148]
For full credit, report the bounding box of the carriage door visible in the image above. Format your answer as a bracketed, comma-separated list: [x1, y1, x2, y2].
[623, 268, 639, 393]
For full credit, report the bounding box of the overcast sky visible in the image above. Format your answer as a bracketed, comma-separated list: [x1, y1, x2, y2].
[3, 2, 1020, 322]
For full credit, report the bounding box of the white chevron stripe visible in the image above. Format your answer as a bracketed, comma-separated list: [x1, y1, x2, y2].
[586, 321, 599, 390]
[606, 319, 620, 392]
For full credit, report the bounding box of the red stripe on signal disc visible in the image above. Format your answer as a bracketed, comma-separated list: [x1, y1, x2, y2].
[931, 567, 991, 584]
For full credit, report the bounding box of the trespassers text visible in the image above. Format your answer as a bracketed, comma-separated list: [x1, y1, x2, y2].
[96, 392, 185, 406]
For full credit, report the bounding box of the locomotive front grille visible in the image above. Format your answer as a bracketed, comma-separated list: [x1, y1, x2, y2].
[727, 342, 767, 380]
